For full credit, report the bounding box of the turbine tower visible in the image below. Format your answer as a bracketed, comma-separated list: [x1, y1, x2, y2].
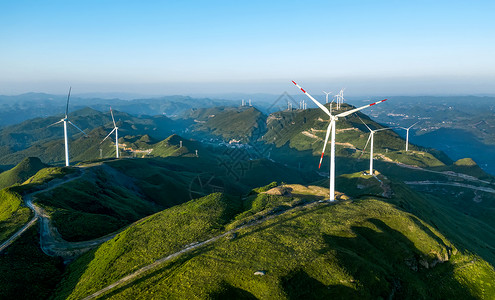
[48, 87, 88, 166]
[101, 107, 120, 158]
[359, 117, 395, 175]
[400, 121, 419, 152]
[293, 80, 387, 201]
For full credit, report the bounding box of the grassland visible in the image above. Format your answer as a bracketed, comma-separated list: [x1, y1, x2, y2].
[53, 181, 495, 299]
[0, 226, 64, 299]
[0, 157, 47, 189]
[0, 188, 32, 243]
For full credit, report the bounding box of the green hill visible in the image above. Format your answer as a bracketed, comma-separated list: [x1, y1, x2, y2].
[54, 184, 495, 299]
[264, 103, 448, 169]
[150, 134, 197, 157]
[0, 157, 47, 189]
[182, 106, 267, 142]
[27, 150, 320, 242]
[0, 108, 181, 166]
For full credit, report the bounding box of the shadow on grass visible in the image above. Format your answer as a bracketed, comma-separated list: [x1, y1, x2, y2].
[210, 281, 258, 300]
[281, 269, 359, 300]
[0, 226, 65, 300]
[51, 248, 96, 300]
[320, 218, 476, 299]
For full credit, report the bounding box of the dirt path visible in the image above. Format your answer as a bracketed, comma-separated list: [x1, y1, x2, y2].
[0, 172, 82, 254]
[82, 199, 333, 300]
[404, 181, 495, 194]
[0, 166, 118, 260]
[0, 213, 38, 253]
[395, 162, 494, 186]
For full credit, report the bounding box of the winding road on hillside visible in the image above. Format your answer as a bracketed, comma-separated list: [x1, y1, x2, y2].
[0, 166, 119, 260]
[81, 198, 334, 300]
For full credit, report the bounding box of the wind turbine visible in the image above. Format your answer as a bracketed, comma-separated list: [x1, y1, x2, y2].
[48, 87, 88, 166]
[400, 121, 419, 152]
[359, 117, 395, 175]
[334, 88, 346, 110]
[101, 107, 120, 158]
[323, 91, 332, 104]
[293, 80, 387, 201]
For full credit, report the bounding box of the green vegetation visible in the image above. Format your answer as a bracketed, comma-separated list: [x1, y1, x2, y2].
[455, 158, 478, 167]
[0, 188, 32, 243]
[33, 167, 157, 241]
[55, 189, 495, 299]
[150, 134, 192, 157]
[0, 157, 47, 189]
[383, 150, 445, 168]
[23, 166, 75, 186]
[54, 193, 243, 299]
[0, 227, 64, 299]
[183, 106, 266, 142]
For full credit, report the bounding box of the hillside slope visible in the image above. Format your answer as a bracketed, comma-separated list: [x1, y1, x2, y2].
[181, 106, 267, 142]
[0, 157, 47, 189]
[0, 108, 180, 166]
[55, 187, 495, 299]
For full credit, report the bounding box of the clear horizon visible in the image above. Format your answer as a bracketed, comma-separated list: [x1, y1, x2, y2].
[1, 1, 494, 96]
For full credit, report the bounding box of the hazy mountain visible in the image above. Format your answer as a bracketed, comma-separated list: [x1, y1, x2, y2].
[0, 93, 236, 127]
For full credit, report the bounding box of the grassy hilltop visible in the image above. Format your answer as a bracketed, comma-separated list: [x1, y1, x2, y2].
[55, 182, 495, 299]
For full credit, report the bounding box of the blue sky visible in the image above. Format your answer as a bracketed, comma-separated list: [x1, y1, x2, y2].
[1, 0, 494, 96]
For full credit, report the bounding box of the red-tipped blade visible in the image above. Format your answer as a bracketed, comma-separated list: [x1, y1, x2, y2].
[318, 152, 324, 169]
[292, 80, 332, 116]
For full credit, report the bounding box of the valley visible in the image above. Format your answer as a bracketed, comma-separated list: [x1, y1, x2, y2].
[0, 98, 495, 299]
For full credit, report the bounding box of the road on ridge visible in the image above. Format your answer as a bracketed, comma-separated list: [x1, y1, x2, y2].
[0, 166, 119, 260]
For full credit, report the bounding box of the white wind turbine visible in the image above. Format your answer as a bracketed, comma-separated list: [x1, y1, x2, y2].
[48, 87, 88, 166]
[101, 107, 120, 158]
[293, 80, 387, 201]
[400, 121, 419, 152]
[334, 88, 346, 110]
[359, 117, 395, 175]
[323, 91, 332, 104]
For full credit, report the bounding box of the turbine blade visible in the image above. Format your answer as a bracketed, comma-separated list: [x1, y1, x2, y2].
[363, 133, 372, 152]
[101, 128, 116, 144]
[358, 116, 372, 132]
[375, 127, 395, 132]
[292, 81, 331, 116]
[110, 107, 116, 127]
[319, 122, 333, 169]
[66, 87, 71, 117]
[336, 99, 387, 118]
[68, 120, 88, 136]
[47, 119, 63, 128]
[408, 121, 420, 129]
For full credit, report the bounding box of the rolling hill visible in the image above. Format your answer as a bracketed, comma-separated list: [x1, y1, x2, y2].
[1, 102, 495, 299]
[54, 181, 495, 299]
[0, 157, 47, 189]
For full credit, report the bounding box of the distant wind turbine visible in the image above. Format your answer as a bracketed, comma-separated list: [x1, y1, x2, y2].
[359, 117, 395, 175]
[101, 107, 120, 158]
[323, 91, 332, 104]
[48, 87, 88, 166]
[293, 80, 387, 201]
[332, 88, 346, 110]
[400, 121, 419, 152]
